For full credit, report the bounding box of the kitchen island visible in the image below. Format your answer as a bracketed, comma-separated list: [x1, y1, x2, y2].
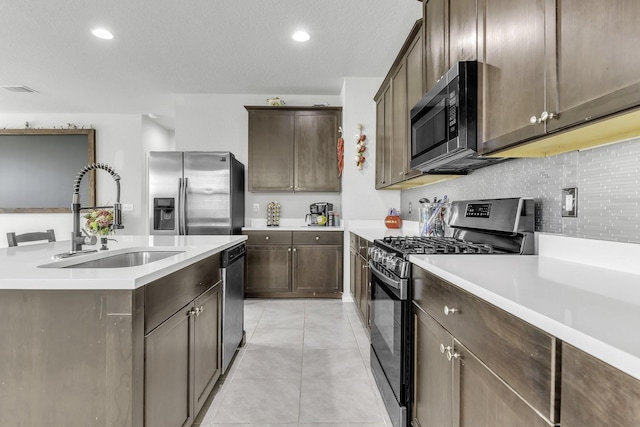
[0, 235, 246, 427]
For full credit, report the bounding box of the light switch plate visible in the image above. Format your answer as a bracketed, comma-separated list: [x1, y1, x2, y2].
[561, 188, 577, 217]
[122, 203, 134, 211]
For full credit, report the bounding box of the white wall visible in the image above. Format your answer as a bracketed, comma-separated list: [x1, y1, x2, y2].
[0, 114, 159, 248]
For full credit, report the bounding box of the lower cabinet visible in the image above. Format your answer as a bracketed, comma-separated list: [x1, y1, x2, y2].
[349, 233, 370, 328]
[145, 283, 221, 427]
[561, 344, 640, 427]
[412, 265, 560, 427]
[245, 230, 343, 298]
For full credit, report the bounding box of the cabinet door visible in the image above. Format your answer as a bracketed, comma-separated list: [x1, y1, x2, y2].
[424, 0, 448, 92]
[193, 283, 222, 416]
[548, 0, 640, 133]
[245, 245, 292, 295]
[448, 0, 477, 64]
[382, 86, 393, 187]
[293, 245, 343, 294]
[391, 62, 407, 185]
[412, 304, 454, 427]
[350, 249, 358, 300]
[455, 340, 551, 427]
[145, 306, 193, 427]
[561, 344, 640, 427]
[359, 255, 369, 327]
[375, 93, 386, 189]
[478, 0, 548, 154]
[248, 110, 295, 191]
[294, 110, 341, 192]
[405, 28, 424, 179]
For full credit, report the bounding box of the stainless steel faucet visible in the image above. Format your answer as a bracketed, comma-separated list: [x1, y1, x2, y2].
[71, 163, 124, 253]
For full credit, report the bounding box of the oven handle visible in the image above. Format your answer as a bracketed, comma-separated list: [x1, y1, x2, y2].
[369, 260, 408, 300]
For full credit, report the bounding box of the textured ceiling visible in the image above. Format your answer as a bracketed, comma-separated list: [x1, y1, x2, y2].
[0, 1, 422, 120]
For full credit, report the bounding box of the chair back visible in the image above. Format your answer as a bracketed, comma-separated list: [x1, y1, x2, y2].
[7, 229, 56, 247]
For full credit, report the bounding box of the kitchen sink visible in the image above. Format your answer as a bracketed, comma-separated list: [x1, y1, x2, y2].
[39, 250, 185, 269]
[63, 251, 184, 268]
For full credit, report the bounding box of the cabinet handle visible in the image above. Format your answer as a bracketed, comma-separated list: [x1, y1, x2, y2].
[198, 305, 204, 315]
[439, 343, 452, 354]
[315, 236, 320, 241]
[446, 349, 460, 361]
[293, 248, 297, 252]
[265, 236, 270, 240]
[290, 185, 294, 189]
[288, 247, 291, 252]
[188, 308, 196, 317]
[530, 111, 556, 124]
[444, 305, 458, 315]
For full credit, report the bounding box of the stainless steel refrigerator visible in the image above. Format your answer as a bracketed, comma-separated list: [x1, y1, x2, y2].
[148, 151, 245, 235]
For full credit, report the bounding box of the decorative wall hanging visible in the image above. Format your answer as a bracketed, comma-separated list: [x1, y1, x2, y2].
[355, 123, 366, 169]
[337, 127, 344, 177]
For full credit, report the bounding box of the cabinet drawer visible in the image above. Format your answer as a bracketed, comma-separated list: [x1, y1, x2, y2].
[145, 255, 221, 335]
[244, 231, 292, 245]
[412, 265, 560, 423]
[293, 231, 343, 245]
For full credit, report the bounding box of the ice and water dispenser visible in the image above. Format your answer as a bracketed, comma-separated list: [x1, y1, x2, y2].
[153, 198, 175, 230]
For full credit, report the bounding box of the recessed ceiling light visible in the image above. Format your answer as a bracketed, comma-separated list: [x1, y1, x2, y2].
[292, 31, 310, 42]
[91, 28, 114, 40]
[148, 113, 158, 119]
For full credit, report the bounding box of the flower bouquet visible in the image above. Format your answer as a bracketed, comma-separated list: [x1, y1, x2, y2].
[83, 209, 114, 236]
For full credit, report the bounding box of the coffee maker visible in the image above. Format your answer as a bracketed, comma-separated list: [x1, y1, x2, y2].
[306, 202, 334, 226]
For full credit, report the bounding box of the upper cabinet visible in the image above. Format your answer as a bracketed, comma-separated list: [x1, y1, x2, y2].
[246, 106, 342, 192]
[374, 20, 426, 189]
[478, 0, 549, 152]
[479, 0, 640, 155]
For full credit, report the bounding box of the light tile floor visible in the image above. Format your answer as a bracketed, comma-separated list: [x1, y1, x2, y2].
[195, 298, 392, 427]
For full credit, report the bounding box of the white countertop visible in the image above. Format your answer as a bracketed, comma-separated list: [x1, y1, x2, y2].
[0, 235, 247, 290]
[243, 217, 344, 232]
[409, 234, 640, 381]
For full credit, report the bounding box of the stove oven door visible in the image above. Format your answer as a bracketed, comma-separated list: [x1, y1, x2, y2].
[369, 261, 410, 427]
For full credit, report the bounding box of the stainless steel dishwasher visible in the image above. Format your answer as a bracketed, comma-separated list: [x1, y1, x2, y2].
[221, 242, 246, 373]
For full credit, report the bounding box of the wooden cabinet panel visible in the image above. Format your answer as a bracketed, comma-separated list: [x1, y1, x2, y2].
[479, 0, 547, 152]
[412, 303, 454, 427]
[548, 0, 640, 133]
[391, 62, 407, 185]
[145, 306, 193, 427]
[293, 245, 342, 294]
[561, 344, 640, 427]
[375, 94, 386, 189]
[294, 110, 341, 192]
[245, 230, 292, 246]
[245, 245, 292, 294]
[246, 107, 341, 193]
[382, 86, 393, 187]
[424, 0, 448, 91]
[247, 110, 294, 191]
[293, 231, 343, 245]
[456, 340, 552, 427]
[405, 30, 425, 179]
[412, 265, 559, 423]
[193, 284, 222, 416]
[448, 0, 478, 64]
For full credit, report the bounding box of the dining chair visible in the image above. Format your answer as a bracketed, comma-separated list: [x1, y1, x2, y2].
[6, 229, 56, 247]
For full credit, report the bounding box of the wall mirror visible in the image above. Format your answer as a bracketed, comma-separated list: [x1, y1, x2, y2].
[0, 129, 96, 213]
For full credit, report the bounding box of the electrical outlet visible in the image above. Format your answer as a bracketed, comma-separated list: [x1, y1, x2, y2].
[122, 203, 134, 212]
[253, 203, 260, 213]
[561, 188, 577, 217]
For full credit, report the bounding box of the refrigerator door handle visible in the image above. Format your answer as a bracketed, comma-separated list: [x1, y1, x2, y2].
[182, 177, 189, 235]
[178, 177, 184, 235]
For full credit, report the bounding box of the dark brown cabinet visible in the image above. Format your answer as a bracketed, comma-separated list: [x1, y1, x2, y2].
[412, 265, 560, 426]
[245, 230, 343, 298]
[478, 0, 640, 155]
[246, 106, 342, 193]
[374, 20, 424, 189]
[349, 233, 370, 328]
[144, 256, 222, 427]
[561, 344, 640, 427]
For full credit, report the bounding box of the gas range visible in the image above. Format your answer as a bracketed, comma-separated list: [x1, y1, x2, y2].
[370, 197, 536, 279]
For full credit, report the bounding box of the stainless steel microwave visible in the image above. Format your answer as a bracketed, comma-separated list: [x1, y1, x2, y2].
[410, 61, 503, 173]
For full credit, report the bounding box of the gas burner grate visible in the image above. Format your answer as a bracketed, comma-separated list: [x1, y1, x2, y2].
[380, 236, 501, 255]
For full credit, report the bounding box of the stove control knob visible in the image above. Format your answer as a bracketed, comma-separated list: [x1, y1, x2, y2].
[444, 306, 458, 316]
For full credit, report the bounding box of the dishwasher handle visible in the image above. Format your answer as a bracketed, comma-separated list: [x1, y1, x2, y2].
[221, 243, 246, 267]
